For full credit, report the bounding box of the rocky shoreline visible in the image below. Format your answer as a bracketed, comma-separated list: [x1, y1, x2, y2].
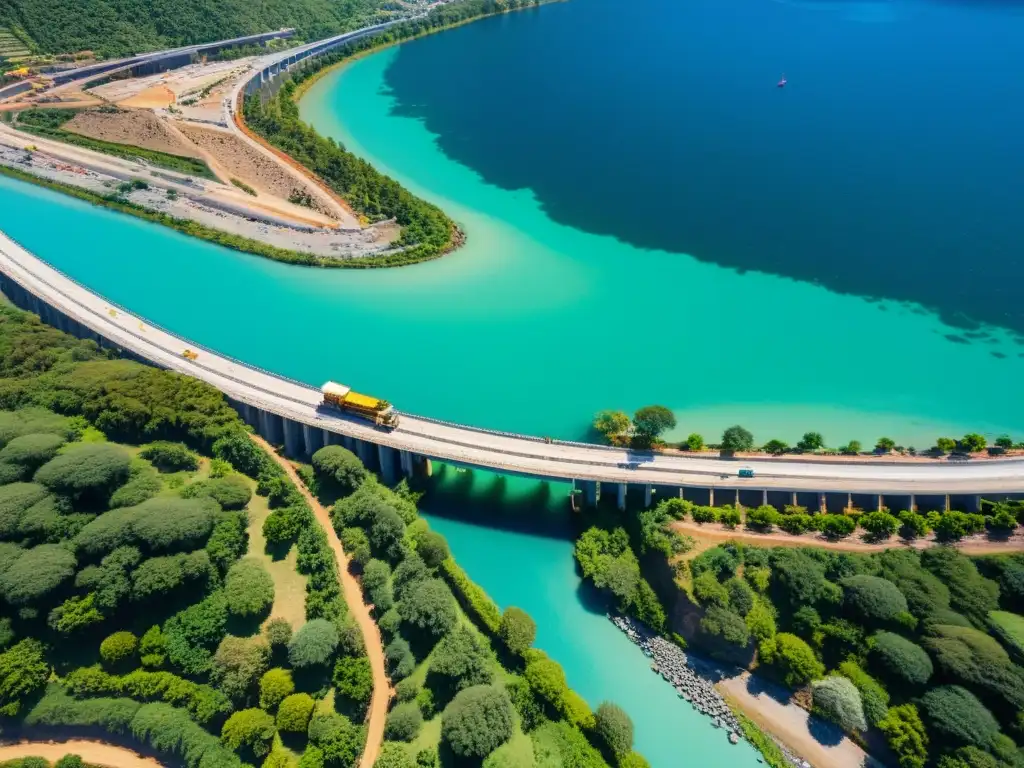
[609, 614, 809, 767]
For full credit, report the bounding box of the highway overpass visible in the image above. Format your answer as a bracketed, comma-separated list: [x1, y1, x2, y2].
[1, 230, 1022, 513]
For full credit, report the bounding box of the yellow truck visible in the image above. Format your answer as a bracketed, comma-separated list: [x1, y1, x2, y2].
[321, 381, 399, 430]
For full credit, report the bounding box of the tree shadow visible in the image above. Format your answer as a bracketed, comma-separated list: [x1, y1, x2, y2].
[807, 716, 845, 747]
[264, 538, 293, 562]
[744, 673, 792, 705]
[574, 579, 610, 617]
[227, 609, 269, 638]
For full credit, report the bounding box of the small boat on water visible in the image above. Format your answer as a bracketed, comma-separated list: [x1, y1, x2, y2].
[777, 75, 787, 88]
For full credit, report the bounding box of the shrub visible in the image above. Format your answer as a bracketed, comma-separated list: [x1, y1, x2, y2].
[307, 712, 361, 767]
[288, 619, 339, 668]
[818, 514, 856, 539]
[109, 469, 162, 509]
[429, 626, 493, 696]
[221, 707, 276, 757]
[440, 559, 502, 634]
[164, 591, 229, 676]
[525, 656, 568, 711]
[560, 690, 594, 730]
[311, 446, 366, 494]
[859, 511, 899, 539]
[595, 701, 633, 756]
[225, 558, 275, 618]
[693, 571, 729, 608]
[746, 505, 779, 530]
[100, 632, 138, 667]
[921, 547, 999, 624]
[842, 575, 908, 625]
[726, 578, 755, 616]
[700, 607, 750, 647]
[934, 511, 986, 541]
[398, 578, 457, 640]
[55, 756, 84, 768]
[386, 701, 423, 741]
[922, 623, 1024, 714]
[340, 528, 370, 565]
[213, 434, 269, 478]
[837, 660, 889, 727]
[878, 704, 929, 768]
[719, 507, 742, 528]
[131, 551, 213, 602]
[763, 633, 823, 687]
[919, 685, 1000, 750]
[333, 656, 372, 715]
[811, 676, 866, 732]
[441, 685, 514, 759]
[205, 476, 253, 510]
[745, 600, 777, 643]
[276, 693, 315, 733]
[259, 668, 294, 711]
[898, 511, 931, 539]
[868, 631, 932, 686]
[0, 543, 76, 605]
[499, 607, 536, 656]
[414, 529, 449, 568]
[211, 636, 270, 703]
[0, 482, 49, 539]
[265, 619, 292, 650]
[691, 506, 718, 524]
[779, 513, 813, 535]
[0, 638, 49, 716]
[34, 444, 131, 502]
[139, 442, 199, 472]
[0, 433, 65, 469]
[374, 744, 415, 768]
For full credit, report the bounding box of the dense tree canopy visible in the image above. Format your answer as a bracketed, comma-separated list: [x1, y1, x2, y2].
[288, 619, 339, 669]
[224, 558, 275, 618]
[34, 443, 131, 502]
[441, 685, 514, 759]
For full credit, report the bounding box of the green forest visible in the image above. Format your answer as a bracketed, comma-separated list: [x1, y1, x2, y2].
[0, 300, 642, 768]
[0, 0, 386, 59]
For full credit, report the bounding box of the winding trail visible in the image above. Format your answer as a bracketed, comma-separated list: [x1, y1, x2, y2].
[251, 435, 391, 768]
[0, 740, 164, 768]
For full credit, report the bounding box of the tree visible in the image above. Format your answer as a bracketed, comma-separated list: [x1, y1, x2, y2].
[413, 529, 449, 569]
[311, 446, 366, 494]
[164, 590, 228, 676]
[139, 441, 200, 471]
[398, 578, 457, 640]
[919, 686, 999, 751]
[745, 600, 777, 643]
[859, 511, 899, 540]
[289, 619, 339, 668]
[307, 713, 361, 768]
[995, 435, 1014, 450]
[961, 433, 987, 453]
[55, 756, 84, 768]
[721, 425, 754, 453]
[685, 433, 704, 451]
[499, 607, 536, 656]
[259, 668, 294, 711]
[221, 708, 276, 758]
[840, 440, 862, 455]
[0, 543, 76, 605]
[935, 437, 957, 454]
[762, 633, 823, 687]
[429, 627, 493, 695]
[524, 657, 568, 711]
[265, 618, 292, 650]
[340, 528, 371, 566]
[595, 702, 633, 757]
[762, 439, 789, 455]
[441, 685, 514, 760]
[878, 704, 928, 768]
[811, 676, 866, 732]
[386, 702, 423, 742]
[100, 631, 138, 668]
[841, 575, 908, 625]
[868, 632, 932, 686]
[0, 433, 65, 469]
[0, 638, 48, 716]
[276, 693, 315, 733]
[385, 636, 415, 680]
[202, 476, 253, 511]
[876, 437, 896, 452]
[746, 505, 780, 530]
[818, 514, 856, 539]
[333, 656, 372, 714]
[139, 625, 166, 669]
[837, 660, 889, 727]
[797, 432, 825, 451]
[34, 443, 131, 501]
[725, 578, 755, 616]
[374, 744, 415, 768]
[632, 406, 676, 441]
[920, 547, 999, 623]
[212, 636, 270, 703]
[701, 607, 750, 647]
[225, 558, 275, 618]
[593, 411, 630, 442]
[369, 507, 406, 562]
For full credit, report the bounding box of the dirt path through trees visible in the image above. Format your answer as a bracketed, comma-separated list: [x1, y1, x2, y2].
[0, 740, 164, 768]
[251, 436, 391, 768]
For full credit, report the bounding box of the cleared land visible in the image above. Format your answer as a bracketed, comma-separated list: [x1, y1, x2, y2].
[0, 741, 165, 768]
[245, 480, 309, 629]
[65, 109, 203, 160]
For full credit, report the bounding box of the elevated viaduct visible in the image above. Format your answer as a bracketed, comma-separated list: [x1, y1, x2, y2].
[1, 230, 1022, 514]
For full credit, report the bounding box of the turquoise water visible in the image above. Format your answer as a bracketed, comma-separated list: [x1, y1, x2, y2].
[420, 466, 762, 768]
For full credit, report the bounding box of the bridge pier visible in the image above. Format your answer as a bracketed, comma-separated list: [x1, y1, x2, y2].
[283, 418, 303, 458]
[819, 492, 827, 513]
[708, 488, 715, 507]
[580, 480, 598, 508]
[378, 444, 397, 486]
[644, 484, 653, 508]
[616, 483, 627, 512]
[354, 439, 375, 471]
[303, 424, 323, 457]
[259, 410, 284, 445]
[400, 450, 413, 478]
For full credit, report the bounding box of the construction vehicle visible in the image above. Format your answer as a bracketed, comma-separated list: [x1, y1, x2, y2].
[321, 381, 399, 430]
[182, 349, 198, 361]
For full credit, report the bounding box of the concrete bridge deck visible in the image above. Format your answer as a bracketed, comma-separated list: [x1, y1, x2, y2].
[1, 230, 1022, 504]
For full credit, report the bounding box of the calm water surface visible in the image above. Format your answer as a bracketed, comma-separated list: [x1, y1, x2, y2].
[420, 466, 762, 768]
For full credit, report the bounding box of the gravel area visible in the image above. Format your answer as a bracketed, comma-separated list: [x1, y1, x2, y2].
[65, 109, 203, 159]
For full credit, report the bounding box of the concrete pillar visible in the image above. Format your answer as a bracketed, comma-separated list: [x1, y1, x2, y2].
[400, 450, 413, 478]
[819, 493, 827, 513]
[258, 409, 272, 440]
[321, 428, 333, 447]
[243, 404, 258, 429]
[944, 494, 951, 513]
[848, 493, 853, 512]
[970, 495, 982, 513]
[909, 494, 916, 512]
[709, 487, 715, 507]
[423, 457, 433, 477]
[644, 484, 653, 508]
[303, 424, 323, 456]
[283, 418, 303, 458]
[762, 489, 768, 506]
[355, 439, 372, 467]
[735, 488, 740, 508]
[378, 445, 397, 485]
[679, 487, 685, 500]
[791, 491, 798, 507]
[877, 494, 884, 512]
[581, 481, 598, 508]
[617, 483, 627, 512]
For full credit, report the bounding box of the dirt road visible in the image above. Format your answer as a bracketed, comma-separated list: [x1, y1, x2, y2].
[251, 436, 391, 768]
[0, 740, 164, 768]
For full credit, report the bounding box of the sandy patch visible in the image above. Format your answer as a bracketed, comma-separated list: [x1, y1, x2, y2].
[0, 740, 164, 768]
[119, 85, 174, 109]
[64, 109, 202, 159]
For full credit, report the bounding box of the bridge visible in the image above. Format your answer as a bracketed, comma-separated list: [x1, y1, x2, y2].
[1, 230, 1022, 513]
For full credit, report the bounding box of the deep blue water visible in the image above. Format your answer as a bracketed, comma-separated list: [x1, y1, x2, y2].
[383, 0, 1024, 334]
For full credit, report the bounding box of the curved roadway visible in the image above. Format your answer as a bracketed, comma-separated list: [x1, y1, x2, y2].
[1, 231, 1022, 496]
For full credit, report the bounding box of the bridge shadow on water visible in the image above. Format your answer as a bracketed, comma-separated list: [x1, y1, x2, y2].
[414, 462, 577, 542]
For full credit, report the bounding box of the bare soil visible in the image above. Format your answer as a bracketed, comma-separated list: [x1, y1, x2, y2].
[119, 85, 175, 109]
[251, 436, 391, 768]
[64, 109, 202, 159]
[0, 740, 164, 768]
